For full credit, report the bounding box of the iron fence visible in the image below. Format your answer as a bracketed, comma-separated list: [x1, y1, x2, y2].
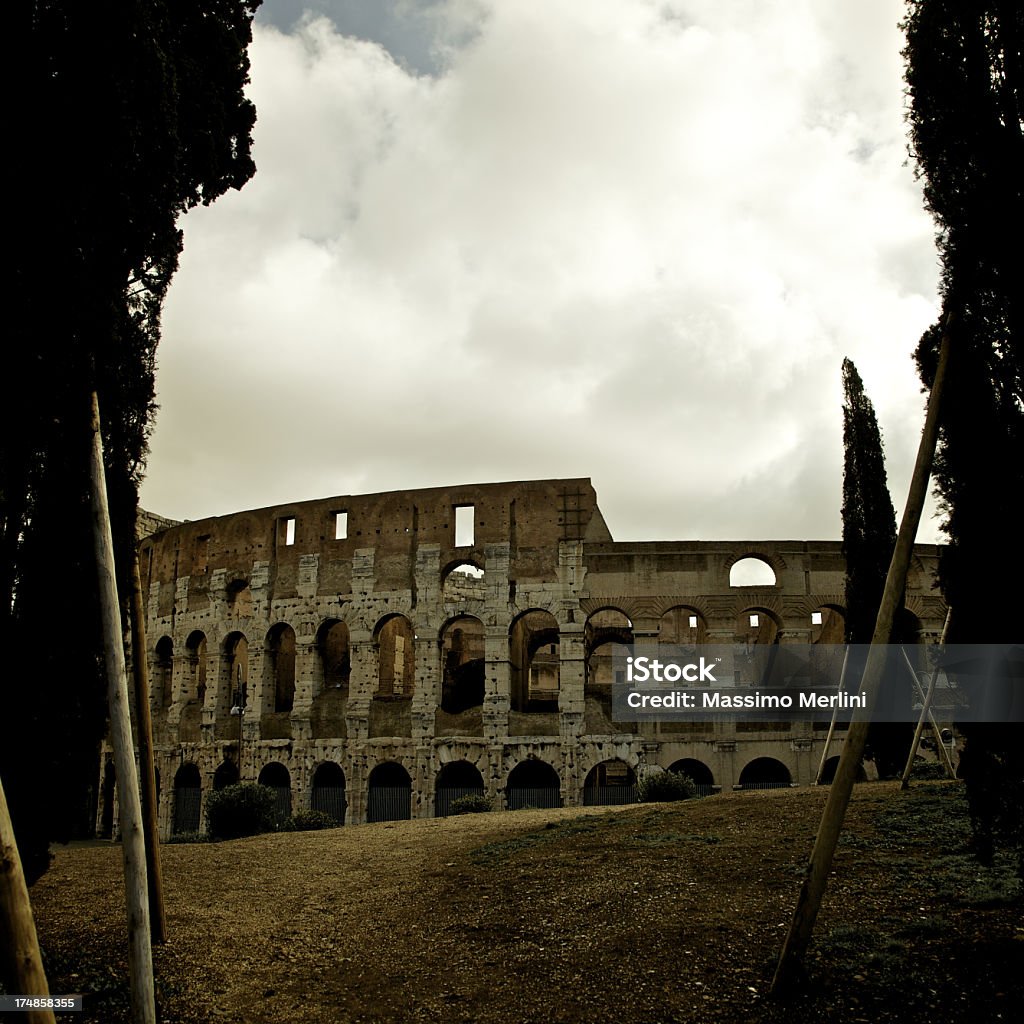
[367, 785, 411, 823]
[311, 785, 347, 824]
[507, 786, 562, 810]
[435, 785, 486, 817]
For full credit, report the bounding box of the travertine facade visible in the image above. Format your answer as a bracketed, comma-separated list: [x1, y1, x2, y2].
[100, 478, 947, 838]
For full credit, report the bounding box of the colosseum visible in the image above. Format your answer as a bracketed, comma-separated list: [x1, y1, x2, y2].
[102, 478, 947, 838]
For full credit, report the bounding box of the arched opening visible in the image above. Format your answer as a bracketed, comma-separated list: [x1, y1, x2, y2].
[506, 759, 562, 810]
[154, 636, 173, 710]
[669, 758, 715, 795]
[435, 760, 486, 817]
[509, 610, 560, 712]
[310, 762, 347, 824]
[442, 561, 486, 604]
[738, 608, 781, 646]
[367, 762, 412, 823]
[730, 556, 777, 587]
[440, 616, 485, 714]
[224, 632, 248, 707]
[659, 606, 708, 646]
[172, 763, 202, 835]
[584, 609, 633, 690]
[583, 759, 637, 806]
[810, 605, 846, 645]
[213, 760, 239, 790]
[266, 623, 296, 713]
[257, 762, 292, 823]
[318, 620, 351, 695]
[819, 755, 868, 785]
[737, 757, 792, 790]
[185, 631, 207, 702]
[375, 615, 415, 698]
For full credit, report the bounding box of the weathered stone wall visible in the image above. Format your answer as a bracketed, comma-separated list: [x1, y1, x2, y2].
[102, 478, 946, 838]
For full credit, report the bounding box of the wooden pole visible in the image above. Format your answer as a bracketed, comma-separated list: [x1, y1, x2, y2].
[129, 550, 167, 943]
[899, 646, 957, 779]
[89, 391, 157, 1024]
[814, 646, 849, 785]
[771, 320, 952, 994]
[0, 778, 55, 1024]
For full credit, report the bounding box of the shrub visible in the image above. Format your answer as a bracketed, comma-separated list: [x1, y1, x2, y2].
[205, 783, 279, 840]
[166, 831, 210, 844]
[637, 770, 696, 803]
[449, 794, 492, 815]
[288, 809, 340, 831]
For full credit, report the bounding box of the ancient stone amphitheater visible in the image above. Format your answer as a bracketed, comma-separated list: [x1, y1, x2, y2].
[100, 479, 946, 838]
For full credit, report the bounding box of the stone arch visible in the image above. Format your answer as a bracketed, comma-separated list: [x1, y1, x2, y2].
[506, 758, 562, 810]
[738, 757, 791, 790]
[172, 763, 202, 835]
[184, 630, 208, 702]
[310, 762, 347, 824]
[257, 761, 292, 822]
[810, 604, 846, 645]
[317, 619, 351, 697]
[582, 758, 637, 806]
[729, 555, 778, 587]
[509, 609, 560, 712]
[441, 560, 486, 605]
[223, 631, 249, 704]
[658, 605, 709, 646]
[213, 759, 239, 790]
[584, 608, 633, 689]
[265, 623, 296, 713]
[439, 615, 485, 713]
[367, 761, 412, 822]
[374, 614, 416, 698]
[153, 636, 173, 710]
[435, 760, 486, 817]
[669, 758, 715, 793]
[738, 607, 782, 645]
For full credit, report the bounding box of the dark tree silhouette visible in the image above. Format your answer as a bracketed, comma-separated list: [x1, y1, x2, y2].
[2, 0, 261, 883]
[840, 358, 911, 777]
[903, 0, 1023, 869]
[841, 358, 898, 646]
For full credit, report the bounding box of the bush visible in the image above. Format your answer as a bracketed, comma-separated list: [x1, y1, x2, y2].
[449, 794, 492, 815]
[166, 831, 210, 844]
[288, 809, 340, 831]
[205, 783, 279, 840]
[637, 770, 696, 803]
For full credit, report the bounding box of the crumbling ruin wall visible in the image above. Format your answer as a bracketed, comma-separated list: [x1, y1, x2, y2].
[102, 478, 947, 837]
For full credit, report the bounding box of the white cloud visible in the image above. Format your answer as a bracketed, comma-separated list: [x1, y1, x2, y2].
[144, 0, 942, 543]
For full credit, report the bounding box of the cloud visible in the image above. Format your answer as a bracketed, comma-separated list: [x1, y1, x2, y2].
[144, 0, 942, 544]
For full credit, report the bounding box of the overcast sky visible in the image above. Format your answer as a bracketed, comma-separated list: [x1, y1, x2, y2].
[139, 0, 945, 544]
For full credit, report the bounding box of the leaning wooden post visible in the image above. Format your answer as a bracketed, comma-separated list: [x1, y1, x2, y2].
[814, 646, 849, 785]
[89, 391, 157, 1024]
[0, 778, 55, 1024]
[129, 548, 167, 943]
[771, 319, 952, 994]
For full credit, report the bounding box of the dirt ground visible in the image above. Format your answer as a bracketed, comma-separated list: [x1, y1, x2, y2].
[26, 781, 1023, 1023]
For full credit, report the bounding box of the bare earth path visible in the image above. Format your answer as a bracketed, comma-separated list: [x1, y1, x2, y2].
[28, 782, 1023, 1023]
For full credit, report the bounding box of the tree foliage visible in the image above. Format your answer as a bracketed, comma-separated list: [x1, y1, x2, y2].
[840, 358, 898, 646]
[902, 0, 1023, 869]
[840, 359, 912, 777]
[2, 0, 261, 883]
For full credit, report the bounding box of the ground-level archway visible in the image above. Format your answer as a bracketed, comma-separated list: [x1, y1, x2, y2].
[367, 762, 412, 822]
[506, 759, 562, 810]
[435, 761, 486, 817]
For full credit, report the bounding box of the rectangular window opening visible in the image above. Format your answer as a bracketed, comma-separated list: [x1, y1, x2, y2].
[334, 511, 348, 540]
[455, 505, 475, 547]
[749, 613, 759, 627]
[811, 611, 823, 625]
[282, 516, 296, 547]
[688, 615, 698, 629]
